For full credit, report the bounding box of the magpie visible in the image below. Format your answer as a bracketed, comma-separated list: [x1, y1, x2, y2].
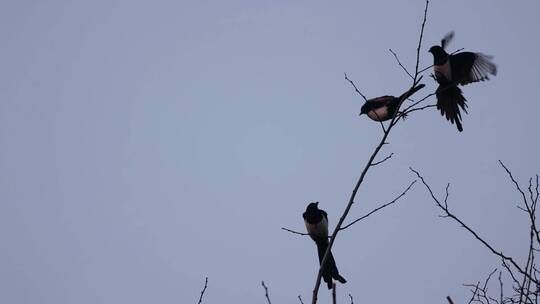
[359, 84, 426, 121]
[303, 202, 346, 289]
[429, 32, 497, 132]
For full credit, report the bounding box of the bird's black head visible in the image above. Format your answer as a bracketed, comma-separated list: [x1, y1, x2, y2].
[305, 202, 319, 212]
[428, 45, 448, 64]
[359, 103, 368, 116]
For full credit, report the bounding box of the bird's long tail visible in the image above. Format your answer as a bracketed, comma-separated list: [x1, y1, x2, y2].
[398, 83, 426, 101]
[316, 240, 347, 289]
[436, 84, 468, 132]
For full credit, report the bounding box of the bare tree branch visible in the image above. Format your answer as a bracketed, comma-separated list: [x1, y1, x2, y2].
[298, 295, 305, 304]
[349, 294, 354, 304]
[340, 180, 416, 230]
[261, 281, 272, 304]
[344, 73, 368, 102]
[403, 103, 437, 115]
[196, 277, 208, 304]
[389, 48, 414, 80]
[410, 167, 540, 286]
[401, 92, 436, 116]
[332, 283, 337, 304]
[371, 153, 395, 167]
[499, 160, 540, 246]
[281, 227, 314, 237]
[310, 2, 430, 303]
[413, 0, 429, 78]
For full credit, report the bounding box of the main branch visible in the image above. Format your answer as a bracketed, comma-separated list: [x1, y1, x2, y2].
[310, 2, 430, 303]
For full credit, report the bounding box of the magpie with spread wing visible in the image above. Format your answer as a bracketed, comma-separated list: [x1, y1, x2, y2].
[303, 202, 346, 289]
[429, 32, 497, 132]
[359, 84, 426, 121]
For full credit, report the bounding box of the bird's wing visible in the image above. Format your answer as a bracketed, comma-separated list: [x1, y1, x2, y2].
[321, 210, 328, 221]
[367, 96, 394, 105]
[451, 52, 497, 85]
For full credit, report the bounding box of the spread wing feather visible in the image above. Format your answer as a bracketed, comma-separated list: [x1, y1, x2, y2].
[451, 52, 497, 85]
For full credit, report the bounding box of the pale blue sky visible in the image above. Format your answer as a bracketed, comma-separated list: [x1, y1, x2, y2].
[1, 1, 539, 303]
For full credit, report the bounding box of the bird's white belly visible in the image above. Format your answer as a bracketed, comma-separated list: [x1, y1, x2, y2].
[367, 107, 389, 121]
[434, 60, 452, 81]
[305, 217, 328, 239]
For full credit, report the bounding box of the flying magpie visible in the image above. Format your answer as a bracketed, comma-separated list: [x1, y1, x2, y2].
[359, 84, 426, 121]
[429, 32, 497, 132]
[303, 202, 346, 289]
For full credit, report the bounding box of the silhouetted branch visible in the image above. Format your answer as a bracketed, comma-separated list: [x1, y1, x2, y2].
[332, 283, 336, 304]
[410, 167, 540, 287]
[196, 277, 208, 304]
[281, 227, 312, 237]
[499, 160, 540, 246]
[389, 48, 414, 80]
[349, 294, 354, 304]
[464, 269, 499, 304]
[403, 103, 437, 116]
[298, 295, 305, 304]
[344, 73, 368, 102]
[371, 153, 395, 167]
[310, 2, 430, 303]
[261, 281, 272, 304]
[413, 0, 429, 78]
[340, 180, 416, 230]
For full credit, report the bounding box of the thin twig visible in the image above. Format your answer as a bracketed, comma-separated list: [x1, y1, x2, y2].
[414, 0, 429, 78]
[499, 160, 540, 246]
[498, 271, 504, 304]
[197, 277, 208, 304]
[401, 92, 436, 115]
[261, 281, 272, 304]
[403, 104, 437, 115]
[281, 227, 314, 237]
[340, 180, 416, 230]
[298, 295, 305, 304]
[447, 296, 455, 304]
[371, 153, 395, 167]
[389, 48, 414, 80]
[344, 73, 368, 102]
[349, 294, 354, 304]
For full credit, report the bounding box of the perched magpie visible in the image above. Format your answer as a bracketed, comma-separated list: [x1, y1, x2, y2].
[303, 202, 346, 289]
[429, 32, 497, 132]
[359, 84, 426, 121]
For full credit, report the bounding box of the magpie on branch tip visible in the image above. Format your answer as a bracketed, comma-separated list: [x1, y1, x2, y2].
[429, 31, 497, 132]
[359, 84, 426, 122]
[303, 202, 347, 289]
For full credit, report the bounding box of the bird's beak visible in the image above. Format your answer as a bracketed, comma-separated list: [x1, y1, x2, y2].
[315, 202, 319, 206]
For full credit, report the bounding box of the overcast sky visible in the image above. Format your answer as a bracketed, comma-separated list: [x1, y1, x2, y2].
[1, 0, 540, 303]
